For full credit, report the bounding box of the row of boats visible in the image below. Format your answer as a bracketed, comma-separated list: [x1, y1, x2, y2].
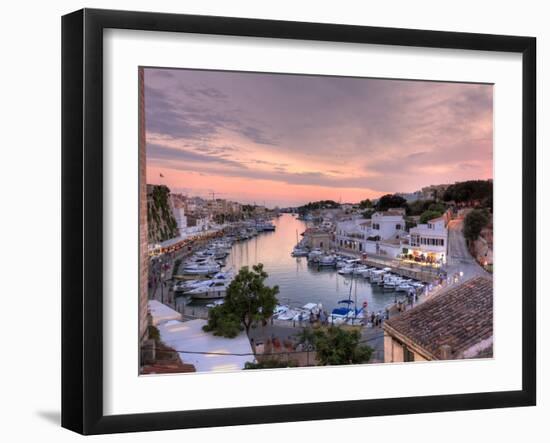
[273, 301, 365, 326]
[292, 247, 426, 294]
[174, 221, 276, 299]
[338, 264, 425, 293]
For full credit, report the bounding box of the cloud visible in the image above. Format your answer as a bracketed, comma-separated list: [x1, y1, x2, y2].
[145, 83, 276, 145]
[144, 68, 493, 200]
[195, 88, 228, 99]
[147, 144, 248, 170]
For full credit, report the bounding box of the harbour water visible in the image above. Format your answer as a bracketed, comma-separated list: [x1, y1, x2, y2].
[207, 213, 402, 313]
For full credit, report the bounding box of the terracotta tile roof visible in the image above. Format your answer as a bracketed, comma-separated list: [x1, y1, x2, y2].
[141, 362, 196, 374]
[384, 276, 493, 359]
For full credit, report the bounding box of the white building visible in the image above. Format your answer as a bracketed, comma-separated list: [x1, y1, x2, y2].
[335, 209, 406, 256]
[361, 210, 406, 258]
[173, 206, 187, 237]
[369, 210, 406, 239]
[186, 216, 211, 235]
[406, 214, 448, 264]
[335, 218, 365, 252]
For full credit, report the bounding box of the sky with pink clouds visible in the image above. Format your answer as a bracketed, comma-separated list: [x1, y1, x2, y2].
[144, 68, 493, 208]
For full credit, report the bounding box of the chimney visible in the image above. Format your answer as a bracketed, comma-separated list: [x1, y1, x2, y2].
[439, 345, 452, 360]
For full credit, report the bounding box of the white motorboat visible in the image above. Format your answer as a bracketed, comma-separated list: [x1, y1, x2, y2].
[396, 283, 414, 292]
[274, 304, 290, 316]
[174, 271, 233, 292]
[307, 249, 324, 262]
[276, 308, 301, 321]
[355, 267, 374, 278]
[291, 247, 309, 257]
[369, 269, 386, 284]
[256, 221, 276, 231]
[318, 255, 338, 267]
[338, 264, 367, 275]
[182, 262, 221, 275]
[210, 240, 233, 250]
[238, 229, 250, 240]
[188, 280, 229, 299]
[206, 299, 225, 308]
[384, 277, 402, 290]
[173, 279, 205, 292]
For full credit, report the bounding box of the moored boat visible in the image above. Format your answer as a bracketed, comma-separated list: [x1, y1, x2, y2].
[318, 254, 338, 267]
[188, 280, 230, 299]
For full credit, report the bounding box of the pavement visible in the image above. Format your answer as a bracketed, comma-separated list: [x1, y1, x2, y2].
[445, 217, 490, 280]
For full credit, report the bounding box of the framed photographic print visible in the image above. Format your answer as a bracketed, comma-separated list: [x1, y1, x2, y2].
[61, 8, 536, 435]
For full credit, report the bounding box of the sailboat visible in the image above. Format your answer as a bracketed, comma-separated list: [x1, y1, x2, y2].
[330, 266, 365, 325]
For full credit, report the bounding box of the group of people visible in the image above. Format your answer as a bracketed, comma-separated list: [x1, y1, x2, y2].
[296, 309, 330, 326]
[366, 310, 387, 328]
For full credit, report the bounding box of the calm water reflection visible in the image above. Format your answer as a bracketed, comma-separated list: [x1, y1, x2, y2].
[223, 213, 398, 312]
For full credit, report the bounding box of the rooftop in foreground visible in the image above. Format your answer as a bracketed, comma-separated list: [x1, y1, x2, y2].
[158, 318, 255, 372]
[384, 276, 493, 360]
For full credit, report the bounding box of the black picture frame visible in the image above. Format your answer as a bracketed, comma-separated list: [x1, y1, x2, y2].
[61, 8, 536, 435]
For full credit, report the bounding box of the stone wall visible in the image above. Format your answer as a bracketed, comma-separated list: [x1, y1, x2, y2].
[139, 67, 148, 343]
[147, 184, 179, 243]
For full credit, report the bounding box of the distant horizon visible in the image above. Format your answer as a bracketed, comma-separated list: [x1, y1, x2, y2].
[147, 179, 492, 210]
[144, 68, 493, 207]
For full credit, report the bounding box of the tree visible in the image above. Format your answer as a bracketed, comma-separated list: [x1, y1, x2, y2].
[463, 209, 490, 243]
[203, 264, 279, 337]
[359, 199, 373, 209]
[362, 209, 374, 219]
[408, 199, 429, 216]
[297, 200, 341, 213]
[419, 210, 443, 224]
[405, 217, 417, 231]
[375, 194, 408, 212]
[428, 202, 446, 213]
[443, 180, 492, 204]
[304, 327, 373, 366]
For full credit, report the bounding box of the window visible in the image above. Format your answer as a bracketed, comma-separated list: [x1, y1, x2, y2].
[373, 223, 380, 230]
[396, 224, 402, 230]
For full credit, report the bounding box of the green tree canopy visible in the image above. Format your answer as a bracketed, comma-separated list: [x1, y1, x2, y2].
[203, 264, 279, 338]
[362, 209, 374, 219]
[375, 194, 408, 212]
[419, 210, 443, 224]
[443, 180, 493, 204]
[358, 199, 373, 209]
[407, 199, 433, 216]
[297, 200, 341, 213]
[298, 327, 373, 366]
[428, 202, 447, 213]
[463, 209, 490, 242]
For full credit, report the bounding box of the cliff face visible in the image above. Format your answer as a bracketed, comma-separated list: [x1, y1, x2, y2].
[147, 185, 179, 243]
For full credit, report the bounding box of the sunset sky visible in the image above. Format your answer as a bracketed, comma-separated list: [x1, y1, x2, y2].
[144, 68, 493, 208]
